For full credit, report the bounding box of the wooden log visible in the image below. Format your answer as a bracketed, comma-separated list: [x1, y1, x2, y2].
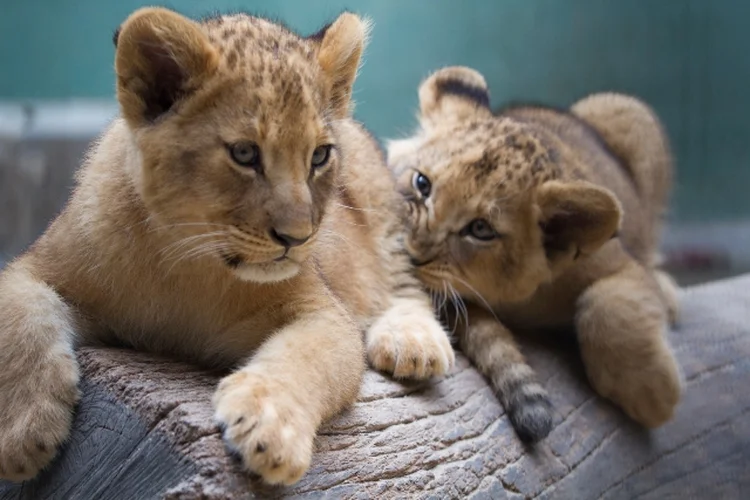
[1, 275, 749, 499]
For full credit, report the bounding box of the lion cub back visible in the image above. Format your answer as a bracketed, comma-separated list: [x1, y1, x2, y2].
[500, 96, 673, 265]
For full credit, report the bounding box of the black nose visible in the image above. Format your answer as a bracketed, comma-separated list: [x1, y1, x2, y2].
[269, 229, 310, 248]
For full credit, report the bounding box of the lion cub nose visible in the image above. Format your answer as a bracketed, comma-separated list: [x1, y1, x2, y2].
[269, 229, 310, 248]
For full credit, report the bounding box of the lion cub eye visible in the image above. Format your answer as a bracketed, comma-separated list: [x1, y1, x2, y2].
[412, 171, 432, 199]
[311, 145, 333, 169]
[229, 142, 261, 168]
[462, 218, 498, 241]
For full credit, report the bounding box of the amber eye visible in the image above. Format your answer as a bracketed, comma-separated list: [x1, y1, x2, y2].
[229, 142, 261, 168]
[463, 219, 497, 241]
[311, 145, 332, 169]
[412, 171, 432, 198]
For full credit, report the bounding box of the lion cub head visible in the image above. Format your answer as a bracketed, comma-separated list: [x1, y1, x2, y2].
[388, 67, 622, 305]
[114, 7, 368, 282]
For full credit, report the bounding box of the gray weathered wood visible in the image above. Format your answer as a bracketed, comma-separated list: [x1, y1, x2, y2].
[1, 275, 749, 499]
[0, 381, 195, 500]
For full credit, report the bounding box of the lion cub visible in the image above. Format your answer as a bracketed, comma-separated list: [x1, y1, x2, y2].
[388, 66, 682, 443]
[0, 8, 454, 486]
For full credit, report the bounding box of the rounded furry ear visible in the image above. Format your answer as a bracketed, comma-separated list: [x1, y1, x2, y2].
[418, 66, 492, 128]
[115, 7, 219, 126]
[314, 12, 370, 118]
[536, 180, 622, 265]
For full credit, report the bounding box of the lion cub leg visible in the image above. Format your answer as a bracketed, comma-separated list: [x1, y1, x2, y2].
[367, 288, 455, 380]
[0, 260, 80, 481]
[576, 261, 682, 427]
[366, 254, 454, 380]
[457, 303, 553, 443]
[213, 297, 364, 486]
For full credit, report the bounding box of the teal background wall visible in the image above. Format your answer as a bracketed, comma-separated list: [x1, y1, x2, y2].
[1, 0, 748, 222]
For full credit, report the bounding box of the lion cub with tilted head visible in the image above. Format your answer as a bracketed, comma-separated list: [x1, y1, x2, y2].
[0, 8, 453, 486]
[388, 66, 682, 443]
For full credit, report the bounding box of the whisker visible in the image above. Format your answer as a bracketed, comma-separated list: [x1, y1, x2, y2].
[160, 231, 226, 252]
[122, 208, 170, 233]
[160, 236, 225, 265]
[160, 231, 228, 260]
[447, 284, 461, 336]
[333, 202, 381, 214]
[447, 283, 460, 327]
[179, 241, 231, 262]
[147, 221, 233, 234]
[319, 229, 360, 250]
[451, 275, 501, 324]
[439, 280, 449, 312]
[455, 289, 469, 331]
[165, 241, 232, 274]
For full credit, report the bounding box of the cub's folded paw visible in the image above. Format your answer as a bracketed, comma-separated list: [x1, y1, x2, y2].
[366, 304, 455, 380]
[213, 372, 316, 486]
[619, 361, 682, 428]
[591, 348, 682, 428]
[0, 352, 80, 482]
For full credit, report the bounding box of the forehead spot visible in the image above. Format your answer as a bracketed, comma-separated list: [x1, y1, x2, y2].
[225, 50, 238, 70]
[531, 158, 545, 176]
[469, 151, 497, 181]
[233, 37, 246, 54]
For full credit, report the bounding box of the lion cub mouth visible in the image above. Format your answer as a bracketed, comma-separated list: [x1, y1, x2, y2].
[220, 252, 288, 268]
[221, 253, 245, 268]
[219, 251, 299, 283]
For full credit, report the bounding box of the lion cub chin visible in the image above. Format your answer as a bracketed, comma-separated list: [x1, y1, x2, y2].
[0, 8, 454, 486]
[388, 66, 683, 443]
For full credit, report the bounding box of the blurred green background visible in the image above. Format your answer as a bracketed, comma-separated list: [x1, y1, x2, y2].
[1, 0, 748, 223]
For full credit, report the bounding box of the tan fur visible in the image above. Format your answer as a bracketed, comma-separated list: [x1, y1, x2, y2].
[0, 8, 453, 485]
[388, 66, 682, 441]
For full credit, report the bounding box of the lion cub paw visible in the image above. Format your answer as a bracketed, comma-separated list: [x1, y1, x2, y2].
[367, 304, 455, 380]
[592, 348, 682, 428]
[0, 353, 80, 482]
[213, 372, 316, 486]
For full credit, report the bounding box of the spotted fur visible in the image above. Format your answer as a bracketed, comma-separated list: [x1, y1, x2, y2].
[0, 8, 453, 485]
[389, 66, 682, 442]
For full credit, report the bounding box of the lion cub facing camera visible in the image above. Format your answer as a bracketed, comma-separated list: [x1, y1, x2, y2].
[388, 66, 682, 443]
[0, 8, 454, 486]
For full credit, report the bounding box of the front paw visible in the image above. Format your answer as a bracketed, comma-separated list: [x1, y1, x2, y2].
[366, 304, 455, 380]
[213, 372, 316, 486]
[0, 352, 80, 481]
[590, 347, 682, 428]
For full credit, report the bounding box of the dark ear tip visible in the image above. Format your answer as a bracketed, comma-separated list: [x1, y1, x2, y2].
[113, 26, 121, 47]
[434, 78, 490, 109]
[419, 67, 491, 118]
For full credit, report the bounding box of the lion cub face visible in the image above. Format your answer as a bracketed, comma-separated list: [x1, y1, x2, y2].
[114, 9, 367, 282]
[388, 67, 621, 305]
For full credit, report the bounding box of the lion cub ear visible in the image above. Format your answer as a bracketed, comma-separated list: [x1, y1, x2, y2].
[314, 13, 370, 118]
[536, 181, 622, 266]
[115, 7, 219, 126]
[418, 66, 493, 129]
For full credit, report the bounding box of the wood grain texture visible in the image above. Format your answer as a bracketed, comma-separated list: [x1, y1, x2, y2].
[1, 275, 749, 499]
[0, 381, 195, 500]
